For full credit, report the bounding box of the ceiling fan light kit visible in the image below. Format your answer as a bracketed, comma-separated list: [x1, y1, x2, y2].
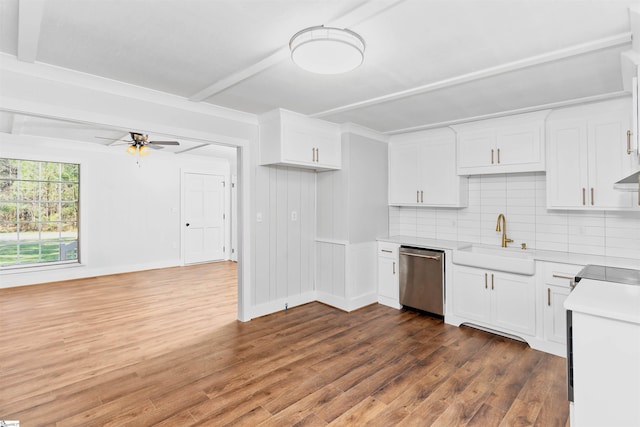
[289, 26, 365, 74]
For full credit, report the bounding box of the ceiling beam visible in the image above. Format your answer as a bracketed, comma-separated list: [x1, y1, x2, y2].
[188, 0, 407, 102]
[17, 0, 46, 63]
[385, 91, 629, 135]
[311, 32, 632, 119]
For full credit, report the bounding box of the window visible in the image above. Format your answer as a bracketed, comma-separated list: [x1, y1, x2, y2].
[0, 158, 80, 268]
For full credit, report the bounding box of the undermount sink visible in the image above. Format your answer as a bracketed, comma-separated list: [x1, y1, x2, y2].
[453, 244, 535, 275]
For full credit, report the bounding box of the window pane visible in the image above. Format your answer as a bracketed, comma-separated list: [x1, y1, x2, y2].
[60, 238, 78, 261]
[41, 221, 60, 234]
[18, 203, 40, 222]
[41, 182, 61, 202]
[41, 241, 61, 262]
[0, 179, 17, 201]
[61, 221, 77, 234]
[61, 202, 78, 221]
[41, 162, 61, 181]
[19, 160, 40, 180]
[0, 159, 19, 179]
[0, 202, 17, 222]
[61, 163, 79, 182]
[61, 183, 79, 202]
[19, 181, 39, 201]
[0, 240, 18, 266]
[18, 240, 41, 264]
[41, 202, 60, 222]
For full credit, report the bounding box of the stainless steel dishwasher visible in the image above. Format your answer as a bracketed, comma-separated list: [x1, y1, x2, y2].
[399, 246, 444, 316]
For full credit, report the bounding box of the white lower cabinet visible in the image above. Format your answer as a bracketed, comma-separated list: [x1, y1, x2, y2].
[377, 242, 400, 309]
[452, 265, 535, 337]
[537, 261, 583, 354]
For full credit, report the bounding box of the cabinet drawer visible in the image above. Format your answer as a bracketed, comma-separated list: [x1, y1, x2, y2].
[378, 242, 399, 258]
[541, 262, 583, 288]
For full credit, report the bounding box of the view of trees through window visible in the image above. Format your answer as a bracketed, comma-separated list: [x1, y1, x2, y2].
[0, 158, 79, 268]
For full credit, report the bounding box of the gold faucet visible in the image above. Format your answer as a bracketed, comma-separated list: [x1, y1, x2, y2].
[496, 214, 514, 248]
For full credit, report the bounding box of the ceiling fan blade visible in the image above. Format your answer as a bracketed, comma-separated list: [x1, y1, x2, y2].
[148, 141, 180, 146]
[148, 144, 164, 150]
[95, 136, 131, 142]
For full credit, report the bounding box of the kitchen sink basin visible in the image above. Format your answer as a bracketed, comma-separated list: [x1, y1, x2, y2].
[452, 244, 535, 275]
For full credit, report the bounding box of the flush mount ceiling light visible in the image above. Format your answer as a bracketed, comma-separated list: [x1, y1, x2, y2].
[289, 26, 365, 74]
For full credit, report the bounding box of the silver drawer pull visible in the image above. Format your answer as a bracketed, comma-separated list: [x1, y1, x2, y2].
[381, 249, 393, 253]
[552, 274, 574, 280]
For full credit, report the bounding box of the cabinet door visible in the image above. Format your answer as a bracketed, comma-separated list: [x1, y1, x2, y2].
[496, 123, 542, 167]
[452, 266, 491, 324]
[491, 271, 536, 336]
[282, 122, 316, 166]
[588, 114, 634, 208]
[420, 137, 466, 206]
[313, 126, 341, 169]
[378, 256, 398, 300]
[546, 120, 589, 208]
[389, 142, 420, 205]
[544, 285, 570, 345]
[457, 129, 495, 170]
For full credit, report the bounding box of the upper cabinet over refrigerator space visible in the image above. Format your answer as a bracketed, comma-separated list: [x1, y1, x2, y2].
[259, 109, 341, 171]
[546, 98, 638, 210]
[451, 110, 550, 176]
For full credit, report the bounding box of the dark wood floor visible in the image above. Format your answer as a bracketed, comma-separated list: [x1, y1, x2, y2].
[0, 262, 569, 426]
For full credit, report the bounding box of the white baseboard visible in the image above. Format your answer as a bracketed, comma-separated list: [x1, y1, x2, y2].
[249, 291, 317, 319]
[0, 259, 181, 289]
[316, 290, 378, 312]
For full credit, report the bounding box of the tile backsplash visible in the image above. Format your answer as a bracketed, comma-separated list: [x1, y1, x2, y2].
[389, 172, 640, 259]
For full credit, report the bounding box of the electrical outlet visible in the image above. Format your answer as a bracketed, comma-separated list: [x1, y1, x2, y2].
[291, 211, 297, 221]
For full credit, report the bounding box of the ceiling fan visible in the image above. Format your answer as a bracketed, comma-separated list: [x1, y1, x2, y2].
[95, 132, 180, 165]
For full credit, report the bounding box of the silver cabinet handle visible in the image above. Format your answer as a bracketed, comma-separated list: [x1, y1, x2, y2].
[497, 148, 500, 164]
[628, 130, 632, 155]
[582, 188, 586, 206]
[393, 261, 396, 274]
[381, 249, 393, 253]
[417, 190, 420, 203]
[485, 273, 488, 289]
[420, 190, 424, 203]
[316, 148, 319, 163]
[491, 274, 494, 290]
[312, 147, 316, 162]
[401, 252, 441, 260]
[548, 288, 551, 306]
[591, 188, 594, 206]
[491, 149, 494, 164]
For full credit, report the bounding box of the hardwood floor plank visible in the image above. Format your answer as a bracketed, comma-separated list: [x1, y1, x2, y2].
[0, 261, 570, 426]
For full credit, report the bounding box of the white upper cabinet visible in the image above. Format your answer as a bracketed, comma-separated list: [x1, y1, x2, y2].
[452, 110, 550, 175]
[259, 109, 341, 170]
[547, 99, 637, 210]
[389, 128, 468, 207]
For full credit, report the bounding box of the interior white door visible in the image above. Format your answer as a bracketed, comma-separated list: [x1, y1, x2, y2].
[184, 173, 225, 264]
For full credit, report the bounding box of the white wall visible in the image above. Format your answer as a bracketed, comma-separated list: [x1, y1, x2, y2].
[390, 172, 640, 259]
[1, 134, 231, 288]
[251, 162, 316, 316]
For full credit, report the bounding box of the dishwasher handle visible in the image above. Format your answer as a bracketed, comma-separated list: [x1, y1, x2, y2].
[400, 252, 441, 261]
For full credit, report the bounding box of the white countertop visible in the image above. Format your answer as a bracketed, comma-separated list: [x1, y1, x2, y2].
[378, 235, 640, 269]
[564, 278, 640, 324]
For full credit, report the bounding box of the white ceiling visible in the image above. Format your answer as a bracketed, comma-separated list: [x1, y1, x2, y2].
[0, 0, 638, 140]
